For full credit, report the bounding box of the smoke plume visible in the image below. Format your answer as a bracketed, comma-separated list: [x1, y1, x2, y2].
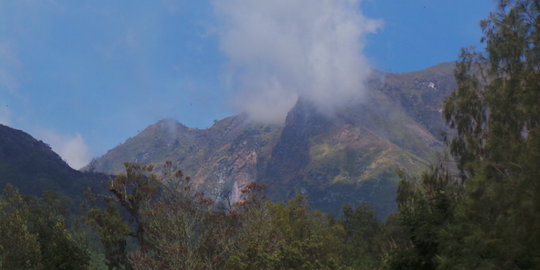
[214, 0, 381, 123]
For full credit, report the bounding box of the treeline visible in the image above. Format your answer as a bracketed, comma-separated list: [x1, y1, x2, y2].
[0, 161, 460, 270]
[0, 162, 390, 270]
[0, 184, 90, 269]
[81, 162, 388, 270]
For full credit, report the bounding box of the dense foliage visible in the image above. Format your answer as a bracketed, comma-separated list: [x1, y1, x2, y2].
[82, 162, 385, 270]
[441, 0, 540, 268]
[0, 184, 90, 270]
[386, 0, 540, 269]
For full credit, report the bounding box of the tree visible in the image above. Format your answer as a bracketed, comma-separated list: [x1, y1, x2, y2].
[383, 165, 461, 270]
[341, 204, 384, 270]
[226, 195, 346, 270]
[129, 162, 232, 270]
[28, 191, 91, 270]
[86, 201, 131, 270]
[0, 184, 91, 270]
[0, 184, 42, 270]
[87, 162, 239, 270]
[85, 163, 161, 270]
[440, 0, 540, 268]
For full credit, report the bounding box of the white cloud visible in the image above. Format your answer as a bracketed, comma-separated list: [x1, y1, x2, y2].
[35, 129, 91, 170]
[214, 0, 381, 123]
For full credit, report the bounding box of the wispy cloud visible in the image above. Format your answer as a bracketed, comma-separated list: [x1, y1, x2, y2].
[35, 129, 91, 170]
[214, 0, 381, 123]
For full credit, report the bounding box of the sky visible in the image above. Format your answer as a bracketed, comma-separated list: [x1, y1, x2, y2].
[0, 0, 495, 169]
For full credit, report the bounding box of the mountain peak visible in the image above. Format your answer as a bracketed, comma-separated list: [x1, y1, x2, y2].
[84, 62, 455, 217]
[150, 118, 192, 133]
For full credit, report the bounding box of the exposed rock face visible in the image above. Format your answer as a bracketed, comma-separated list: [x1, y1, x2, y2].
[84, 63, 456, 217]
[227, 149, 258, 203]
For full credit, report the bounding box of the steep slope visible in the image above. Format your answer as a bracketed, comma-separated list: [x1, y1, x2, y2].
[262, 97, 434, 216]
[377, 62, 456, 139]
[0, 124, 105, 198]
[85, 63, 455, 217]
[85, 115, 283, 202]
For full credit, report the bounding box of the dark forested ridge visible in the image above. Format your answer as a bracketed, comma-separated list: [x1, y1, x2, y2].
[0, 124, 106, 198]
[1, 0, 539, 269]
[0, 125, 108, 269]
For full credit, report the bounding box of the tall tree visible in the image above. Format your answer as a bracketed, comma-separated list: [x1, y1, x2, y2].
[341, 204, 384, 269]
[383, 165, 461, 270]
[441, 0, 540, 268]
[0, 184, 42, 270]
[226, 195, 345, 270]
[85, 163, 160, 270]
[129, 163, 233, 270]
[0, 184, 91, 270]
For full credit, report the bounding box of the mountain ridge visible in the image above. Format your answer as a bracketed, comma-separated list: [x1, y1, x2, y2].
[0, 124, 106, 200]
[84, 63, 456, 217]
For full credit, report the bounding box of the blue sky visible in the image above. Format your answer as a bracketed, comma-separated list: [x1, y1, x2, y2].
[0, 0, 495, 168]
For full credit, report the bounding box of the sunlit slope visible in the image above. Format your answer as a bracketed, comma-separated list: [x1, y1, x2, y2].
[85, 63, 455, 217]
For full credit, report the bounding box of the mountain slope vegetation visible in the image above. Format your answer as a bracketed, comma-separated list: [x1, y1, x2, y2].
[0, 124, 105, 200]
[85, 63, 455, 217]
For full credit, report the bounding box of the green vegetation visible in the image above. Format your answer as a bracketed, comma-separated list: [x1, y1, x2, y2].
[82, 162, 387, 270]
[0, 184, 91, 269]
[386, 0, 540, 268]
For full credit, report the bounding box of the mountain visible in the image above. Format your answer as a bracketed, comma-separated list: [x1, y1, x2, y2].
[85, 63, 456, 217]
[377, 62, 456, 139]
[0, 124, 105, 199]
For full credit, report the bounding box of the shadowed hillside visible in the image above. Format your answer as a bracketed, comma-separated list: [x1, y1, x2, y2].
[0, 124, 106, 200]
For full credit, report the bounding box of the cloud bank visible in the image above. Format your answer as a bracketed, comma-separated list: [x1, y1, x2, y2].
[36, 130, 91, 170]
[214, 0, 381, 123]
